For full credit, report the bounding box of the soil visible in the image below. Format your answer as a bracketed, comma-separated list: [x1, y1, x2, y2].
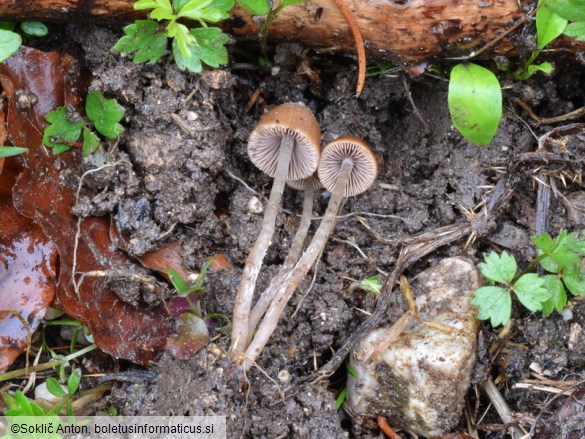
[38, 23, 585, 437]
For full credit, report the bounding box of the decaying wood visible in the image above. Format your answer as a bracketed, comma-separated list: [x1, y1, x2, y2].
[1, 0, 584, 63]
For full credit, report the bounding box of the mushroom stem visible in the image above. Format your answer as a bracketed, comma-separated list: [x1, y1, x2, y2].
[231, 136, 294, 355]
[246, 186, 315, 346]
[241, 159, 354, 371]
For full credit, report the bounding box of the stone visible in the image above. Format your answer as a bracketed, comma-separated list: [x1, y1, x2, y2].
[347, 257, 481, 437]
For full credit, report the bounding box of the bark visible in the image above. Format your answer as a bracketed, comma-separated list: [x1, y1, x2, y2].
[0, 0, 583, 63]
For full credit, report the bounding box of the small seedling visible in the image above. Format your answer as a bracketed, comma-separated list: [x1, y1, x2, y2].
[358, 274, 383, 297]
[472, 230, 585, 326]
[447, 0, 574, 145]
[43, 90, 124, 156]
[0, 21, 48, 62]
[113, 0, 234, 74]
[335, 361, 358, 411]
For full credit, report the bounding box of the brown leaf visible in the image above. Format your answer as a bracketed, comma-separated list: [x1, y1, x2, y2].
[0, 48, 172, 366]
[0, 158, 57, 372]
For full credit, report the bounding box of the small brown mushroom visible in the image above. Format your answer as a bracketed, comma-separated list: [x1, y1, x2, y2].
[231, 103, 321, 355]
[246, 174, 322, 346]
[241, 136, 378, 371]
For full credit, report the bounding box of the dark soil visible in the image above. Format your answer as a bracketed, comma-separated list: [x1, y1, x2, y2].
[63, 24, 585, 438]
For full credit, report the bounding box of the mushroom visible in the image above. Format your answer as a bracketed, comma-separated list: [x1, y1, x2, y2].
[231, 103, 321, 355]
[246, 174, 322, 346]
[240, 136, 378, 371]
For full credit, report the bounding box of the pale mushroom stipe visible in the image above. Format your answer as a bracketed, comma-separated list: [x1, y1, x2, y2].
[246, 173, 322, 346]
[231, 103, 321, 356]
[240, 136, 378, 372]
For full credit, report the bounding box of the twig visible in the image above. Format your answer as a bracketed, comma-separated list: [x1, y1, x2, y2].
[332, 0, 366, 96]
[446, 8, 536, 61]
[516, 99, 585, 125]
[482, 377, 526, 439]
[377, 416, 402, 439]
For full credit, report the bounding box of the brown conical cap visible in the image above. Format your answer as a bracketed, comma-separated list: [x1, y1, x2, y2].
[318, 136, 378, 197]
[248, 103, 321, 181]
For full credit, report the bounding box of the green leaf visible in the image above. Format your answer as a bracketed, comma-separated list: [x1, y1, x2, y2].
[176, 0, 214, 20]
[530, 62, 554, 74]
[280, 0, 304, 5]
[533, 232, 555, 253]
[346, 362, 358, 377]
[448, 63, 502, 145]
[565, 21, 585, 40]
[20, 21, 49, 37]
[541, 275, 567, 316]
[113, 20, 168, 64]
[190, 27, 230, 67]
[0, 29, 22, 63]
[134, 0, 161, 10]
[479, 251, 517, 284]
[82, 127, 100, 157]
[547, 0, 585, 21]
[43, 107, 83, 155]
[513, 273, 550, 312]
[471, 286, 512, 327]
[46, 377, 67, 397]
[173, 23, 197, 58]
[173, 0, 191, 10]
[173, 38, 202, 72]
[335, 388, 347, 411]
[0, 146, 27, 157]
[85, 91, 124, 139]
[359, 275, 383, 297]
[209, 0, 235, 12]
[563, 269, 585, 295]
[167, 268, 192, 296]
[537, 3, 568, 47]
[237, 0, 270, 15]
[67, 369, 81, 395]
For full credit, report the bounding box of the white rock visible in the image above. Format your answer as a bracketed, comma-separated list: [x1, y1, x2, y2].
[248, 196, 264, 214]
[347, 257, 481, 437]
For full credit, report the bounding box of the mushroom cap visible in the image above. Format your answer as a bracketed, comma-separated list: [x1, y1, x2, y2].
[287, 173, 322, 191]
[248, 103, 321, 181]
[318, 136, 378, 197]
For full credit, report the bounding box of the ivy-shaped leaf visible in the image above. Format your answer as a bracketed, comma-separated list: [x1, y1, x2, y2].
[43, 107, 83, 155]
[85, 90, 124, 139]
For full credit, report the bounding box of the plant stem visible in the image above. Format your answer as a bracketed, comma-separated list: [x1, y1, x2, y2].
[241, 159, 353, 372]
[231, 136, 294, 355]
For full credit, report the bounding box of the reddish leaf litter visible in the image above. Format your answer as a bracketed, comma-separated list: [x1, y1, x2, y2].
[0, 47, 173, 370]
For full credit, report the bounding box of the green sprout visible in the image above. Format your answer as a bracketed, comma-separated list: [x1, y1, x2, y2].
[472, 231, 585, 327]
[43, 90, 124, 156]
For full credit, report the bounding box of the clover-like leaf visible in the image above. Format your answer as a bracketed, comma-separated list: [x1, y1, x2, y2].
[82, 127, 100, 157]
[85, 91, 124, 139]
[0, 29, 22, 63]
[43, 107, 83, 155]
[563, 269, 585, 295]
[471, 286, 512, 327]
[113, 20, 168, 64]
[479, 251, 517, 284]
[513, 273, 550, 312]
[541, 275, 567, 316]
[190, 27, 230, 67]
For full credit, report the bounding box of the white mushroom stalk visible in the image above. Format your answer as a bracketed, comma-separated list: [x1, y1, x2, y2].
[231, 104, 320, 356]
[246, 174, 322, 346]
[240, 137, 378, 372]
